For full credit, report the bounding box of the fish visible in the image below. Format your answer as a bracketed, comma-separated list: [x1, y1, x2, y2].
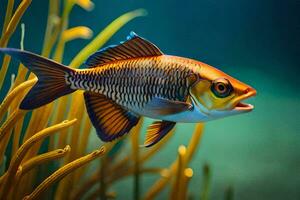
[0, 32, 256, 147]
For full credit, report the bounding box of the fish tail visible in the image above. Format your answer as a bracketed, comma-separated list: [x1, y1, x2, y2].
[0, 48, 76, 110]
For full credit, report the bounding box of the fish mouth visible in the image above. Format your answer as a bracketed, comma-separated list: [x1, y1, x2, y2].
[234, 102, 254, 111]
[232, 88, 256, 112]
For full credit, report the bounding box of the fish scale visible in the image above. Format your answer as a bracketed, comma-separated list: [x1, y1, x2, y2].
[68, 56, 193, 111]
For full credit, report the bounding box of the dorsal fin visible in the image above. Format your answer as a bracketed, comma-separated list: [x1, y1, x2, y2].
[84, 92, 140, 141]
[85, 32, 163, 68]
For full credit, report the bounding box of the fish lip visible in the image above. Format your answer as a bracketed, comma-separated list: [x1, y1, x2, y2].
[232, 88, 256, 112]
[234, 102, 254, 112]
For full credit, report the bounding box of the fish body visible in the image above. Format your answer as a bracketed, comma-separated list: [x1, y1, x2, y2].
[68, 55, 197, 122]
[0, 32, 256, 147]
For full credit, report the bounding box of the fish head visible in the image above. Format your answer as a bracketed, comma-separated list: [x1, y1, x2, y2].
[188, 62, 256, 120]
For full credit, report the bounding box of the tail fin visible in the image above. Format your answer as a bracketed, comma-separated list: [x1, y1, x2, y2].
[0, 48, 76, 110]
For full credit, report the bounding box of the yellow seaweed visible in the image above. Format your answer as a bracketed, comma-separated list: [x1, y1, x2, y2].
[0, 110, 27, 162]
[69, 8, 147, 68]
[144, 123, 204, 200]
[0, 0, 32, 88]
[9, 146, 71, 199]
[70, 127, 174, 199]
[180, 168, 193, 199]
[72, 115, 92, 182]
[1, 0, 14, 36]
[23, 146, 105, 200]
[62, 26, 93, 42]
[23, 104, 56, 160]
[11, 114, 24, 155]
[170, 145, 187, 200]
[0, 79, 36, 120]
[5, 20, 28, 154]
[41, 0, 60, 57]
[0, 119, 77, 199]
[52, 0, 75, 62]
[76, 0, 94, 11]
[18, 145, 71, 177]
[131, 118, 144, 200]
[54, 97, 85, 199]
[0, 56, 12, 90]
[0, 0, 32, 47]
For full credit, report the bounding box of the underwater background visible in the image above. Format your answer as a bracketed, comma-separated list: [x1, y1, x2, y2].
[0, 0, 299, 200]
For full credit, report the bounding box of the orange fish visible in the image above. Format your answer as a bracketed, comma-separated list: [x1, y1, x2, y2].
[0, 32, 256, 147]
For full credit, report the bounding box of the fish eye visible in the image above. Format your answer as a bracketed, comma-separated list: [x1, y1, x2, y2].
[211, 78, 233, 98]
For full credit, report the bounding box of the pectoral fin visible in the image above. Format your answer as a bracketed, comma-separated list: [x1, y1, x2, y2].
[145, 97, 192, 116]
[143, 121, 176, 147]
[84, 92, 140, 141]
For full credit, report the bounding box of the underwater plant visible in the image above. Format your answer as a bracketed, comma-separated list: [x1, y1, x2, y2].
[0, 0, 210, 199]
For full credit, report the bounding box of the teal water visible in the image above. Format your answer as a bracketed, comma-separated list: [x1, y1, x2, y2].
[1, 0, 299, 199]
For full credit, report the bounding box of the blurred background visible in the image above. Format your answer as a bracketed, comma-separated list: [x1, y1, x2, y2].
[1, 0, 299, 199]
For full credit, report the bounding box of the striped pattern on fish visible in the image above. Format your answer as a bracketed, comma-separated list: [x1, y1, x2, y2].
[66, 55, 200, 114]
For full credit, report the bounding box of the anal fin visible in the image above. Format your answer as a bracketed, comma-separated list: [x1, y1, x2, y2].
[84, 92, 140, 141]
[143, 121, 176, 147]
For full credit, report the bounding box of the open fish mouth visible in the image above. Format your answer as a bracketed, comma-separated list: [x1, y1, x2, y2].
[233, 88, 256, 112]
[234, 102, 254, 111]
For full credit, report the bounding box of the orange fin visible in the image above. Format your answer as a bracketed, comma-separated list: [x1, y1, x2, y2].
[85, 31, 163, 67]
[145, 97, 192, 115]
[0, 48, 75, 109]
[84, 92, 140, 141]
[143, 121, 176, 147]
